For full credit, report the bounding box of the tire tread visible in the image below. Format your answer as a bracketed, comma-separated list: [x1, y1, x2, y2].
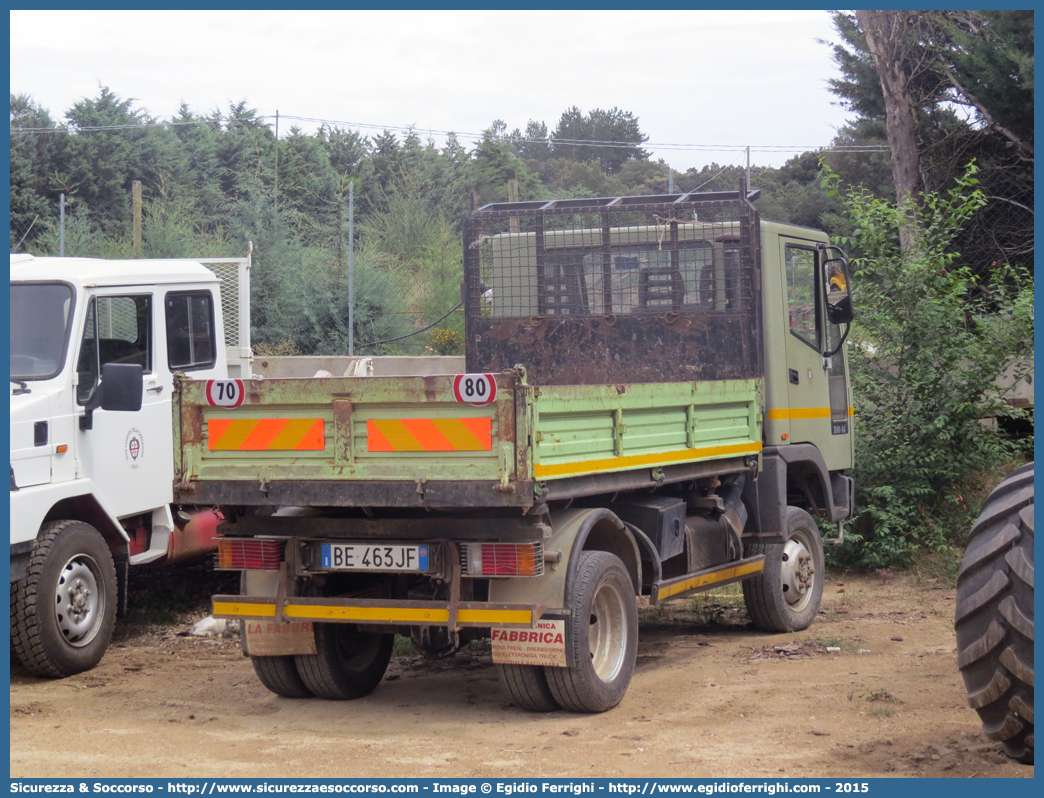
[294, 625, 392, 700]
[742, 507, 824, 633]
[955, 462, 1034, 764]
[12, 520, 117, 677]
[499, 664, 559, 712]
[251, 655, 314, 698]
[544, 551, 637, 713]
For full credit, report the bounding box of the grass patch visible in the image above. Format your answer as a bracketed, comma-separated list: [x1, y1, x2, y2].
[392, 634, 417, 657]
[910, 546, 963, 589]
[687, 583, 745, 625]
[838, 587, 861, 606]
[850, 685, 903, 704]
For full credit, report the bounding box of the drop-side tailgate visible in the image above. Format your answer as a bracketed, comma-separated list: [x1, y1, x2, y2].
[175, 373, 518, 504]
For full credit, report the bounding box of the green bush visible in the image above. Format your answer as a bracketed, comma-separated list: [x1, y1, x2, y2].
[824, 163, 1033, 568]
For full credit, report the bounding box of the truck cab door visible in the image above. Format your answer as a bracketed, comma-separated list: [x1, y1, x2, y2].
[778, 238, 852, 470]
[74, 289, 173, 518]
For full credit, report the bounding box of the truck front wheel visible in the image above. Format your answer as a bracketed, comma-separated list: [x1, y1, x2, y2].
[743, 507, 824, 633]
[294, 624, 393, 700]
[11, 520, 117, 677]
[545, 551, 638, 712]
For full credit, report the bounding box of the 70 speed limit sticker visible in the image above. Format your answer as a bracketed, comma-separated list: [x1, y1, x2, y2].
[205, 379, 245, 408]
[452, 373, 497, 406]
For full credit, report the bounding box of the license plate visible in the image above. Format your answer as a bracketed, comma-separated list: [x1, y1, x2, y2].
[320, 543, 429, 572]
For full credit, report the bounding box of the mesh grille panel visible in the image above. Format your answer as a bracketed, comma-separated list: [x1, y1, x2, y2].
[206, 261, 240, 348]
[96, 296, 140, 340]
[463, 194, 762, 385]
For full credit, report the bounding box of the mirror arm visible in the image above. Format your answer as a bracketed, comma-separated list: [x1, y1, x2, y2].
[824, 323, 850, 360]
[79, 383, 104, 431]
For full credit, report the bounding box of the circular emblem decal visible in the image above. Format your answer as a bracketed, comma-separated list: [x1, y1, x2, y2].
[125, 428, 144, 468]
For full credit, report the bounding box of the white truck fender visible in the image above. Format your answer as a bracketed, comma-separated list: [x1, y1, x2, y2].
[10, 479, 132, 548]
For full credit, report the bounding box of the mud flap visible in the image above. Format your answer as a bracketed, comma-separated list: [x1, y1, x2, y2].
[242, 620, 317, 657]
[491, 619, 567, 667]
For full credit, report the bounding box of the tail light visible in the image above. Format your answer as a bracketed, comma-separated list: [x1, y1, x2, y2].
[217, 538, 284, 570]
[461, 542, 544, 577]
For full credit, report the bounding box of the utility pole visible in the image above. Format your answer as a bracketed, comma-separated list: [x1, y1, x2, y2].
[132, 181, 142, 256]
[59, 194, 65, 257]
[668, 167, 674, 193]
[274, 110, 279, 212]
[746, 146, 751, 194]
[507, 179, 519, 233]
[348, 180, 355, 356]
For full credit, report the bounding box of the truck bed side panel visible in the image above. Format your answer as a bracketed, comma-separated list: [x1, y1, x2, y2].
[531, 380, 761, 481]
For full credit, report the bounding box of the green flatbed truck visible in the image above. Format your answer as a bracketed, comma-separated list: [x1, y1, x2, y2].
[173, 187, 856, 711]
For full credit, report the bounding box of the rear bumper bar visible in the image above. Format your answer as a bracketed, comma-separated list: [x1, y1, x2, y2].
[213, 594, 546, 629]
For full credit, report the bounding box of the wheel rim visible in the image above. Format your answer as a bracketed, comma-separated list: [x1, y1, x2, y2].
[588, 580, 628, 683]
[780, 530, 817, 612]
[54, 554, 105, 648]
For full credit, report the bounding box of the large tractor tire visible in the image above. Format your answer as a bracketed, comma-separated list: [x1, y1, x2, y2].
[11, 520, 118, 677]
[955, 462, 1034, 764]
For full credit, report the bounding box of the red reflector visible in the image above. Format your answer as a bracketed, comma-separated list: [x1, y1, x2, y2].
[217, 539, 284, 570]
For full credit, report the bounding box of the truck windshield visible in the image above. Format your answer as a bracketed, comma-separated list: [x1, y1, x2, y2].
[10, 283, 75, 380]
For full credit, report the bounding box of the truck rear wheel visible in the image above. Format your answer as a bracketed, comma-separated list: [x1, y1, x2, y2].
[294, 624, 393, 700]
[249, 654, 314, 699]
[743, 507, 824, 633]
[955, 463, 1034, 764]
[498, 664, 560, 712]
[545, 551, 637, 712]
[11, 520, 117, 677]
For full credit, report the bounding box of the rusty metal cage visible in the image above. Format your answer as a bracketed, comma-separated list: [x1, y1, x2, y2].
[463, 190, 762, 385]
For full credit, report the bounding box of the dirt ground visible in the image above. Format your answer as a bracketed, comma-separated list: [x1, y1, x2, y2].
[9, 570, 1034, 780]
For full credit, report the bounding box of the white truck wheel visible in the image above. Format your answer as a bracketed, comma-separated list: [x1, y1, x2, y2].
[11, 520, 117, 677]
[545, 551, 638, 712]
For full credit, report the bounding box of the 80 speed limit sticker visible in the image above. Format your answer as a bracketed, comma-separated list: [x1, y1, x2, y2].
[452, 373, 497, 406]
[205, 379, 245, 408]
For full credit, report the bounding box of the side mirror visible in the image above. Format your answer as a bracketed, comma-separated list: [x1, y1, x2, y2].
[99, 363, 144, 411]
[80, 363, 144, 430]
[823, 254, 853, 325]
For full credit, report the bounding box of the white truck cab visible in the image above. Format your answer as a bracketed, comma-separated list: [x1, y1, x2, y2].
[10, 252, 251, 677]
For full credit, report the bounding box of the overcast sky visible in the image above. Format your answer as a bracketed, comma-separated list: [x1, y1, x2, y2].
[10, 10, 854, 171]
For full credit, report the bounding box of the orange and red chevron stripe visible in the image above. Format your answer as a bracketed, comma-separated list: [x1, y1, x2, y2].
[208, 418, 325, 451]
[367, 418, 492, 452]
